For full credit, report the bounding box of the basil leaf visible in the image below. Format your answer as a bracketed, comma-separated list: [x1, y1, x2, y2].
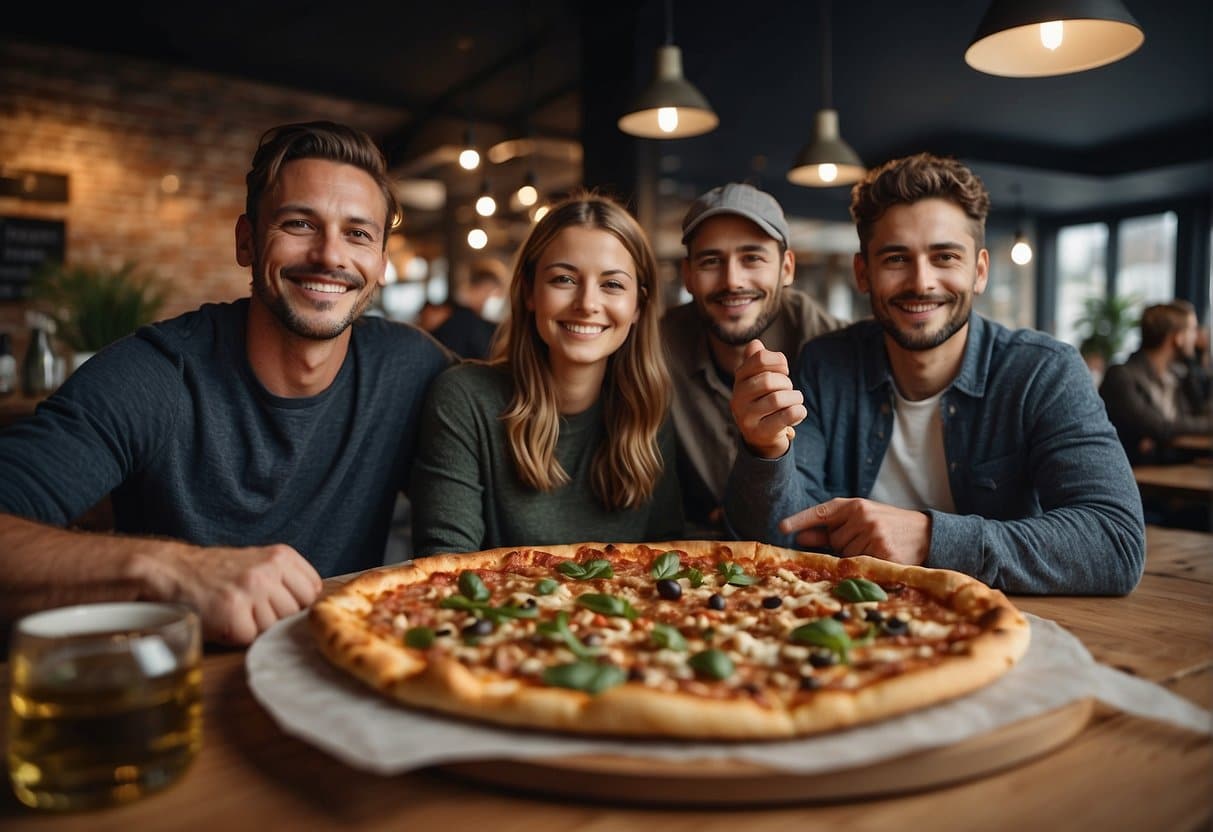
[485, 604, 539, 621]
[677, 567, 704, 588]
[688, 648, 735, 680]
[404, 626, 435, 648]
[717, 561, 757, 587]
[790, 618, 853, 663]
[458, 570, 490, 602]
[440, 595, 479, 613]
[650, 622, 688, 652]
[542, 660, 627, 695]
[556, 559, 614, 581]
[536, 611, 596, 660]
[534, 578, 559, 596]
[833, 578, 888, 603]
[650, 551, 682, 580]
[576, 593, 638, 621]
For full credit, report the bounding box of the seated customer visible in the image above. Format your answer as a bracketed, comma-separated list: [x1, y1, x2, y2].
[411, 193, 682, 555]
[662, 183, 843, 535]
[0, 121, 453, 644]
[416, 260, 507, 360]
[725, 152, 1144, 595]
[1100, 300, 1212, 464]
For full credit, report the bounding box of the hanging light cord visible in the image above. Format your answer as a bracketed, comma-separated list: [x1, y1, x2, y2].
[820, 0, 833, 110]
[663, 0, 675, 46]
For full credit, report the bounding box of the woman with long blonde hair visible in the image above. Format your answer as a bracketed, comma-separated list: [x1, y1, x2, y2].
[411, 192, 683, 554]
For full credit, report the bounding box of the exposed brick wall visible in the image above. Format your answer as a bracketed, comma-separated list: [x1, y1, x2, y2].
[0, 39, 405, 361]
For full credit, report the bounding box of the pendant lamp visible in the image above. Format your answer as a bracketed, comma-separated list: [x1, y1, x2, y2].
[787, 0, 864, 187]
[965, 0, 1144, 78]
[617, 0, 718, 139]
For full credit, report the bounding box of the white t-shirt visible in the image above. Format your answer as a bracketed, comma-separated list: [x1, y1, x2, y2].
[868, 386, 956, 514]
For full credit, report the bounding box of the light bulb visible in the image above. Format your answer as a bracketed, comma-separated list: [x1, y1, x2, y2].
[458, 148, 481, 170]
[467, 228, 488, 249]
[475, 194, 497, 217]
[1011, 239, 1033, 265]
[532, 204, 549, 223]
[1039, 21, 1063, 51]
[657, 107, 679, 134]
[817, 163, 838, 183]
[517, 184, 538, 207]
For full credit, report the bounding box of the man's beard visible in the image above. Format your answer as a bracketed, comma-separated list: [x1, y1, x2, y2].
[873, 291, 972, 352]
[700, 286, 782, 347]
[252, 262, 373, 341]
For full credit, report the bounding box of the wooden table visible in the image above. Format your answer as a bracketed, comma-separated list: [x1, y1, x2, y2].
[1171, 433, 1212, 454]
[3, 526, 1210, 830]
[1133, 462, 1213, 503]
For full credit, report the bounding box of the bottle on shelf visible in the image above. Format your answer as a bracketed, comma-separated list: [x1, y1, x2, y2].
[0, 332, 16, 396]
[22, 324, 57, 396]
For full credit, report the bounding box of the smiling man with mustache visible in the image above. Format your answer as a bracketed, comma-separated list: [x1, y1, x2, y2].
[661, 183, 843, 535]
[725, 153, 1145, 596]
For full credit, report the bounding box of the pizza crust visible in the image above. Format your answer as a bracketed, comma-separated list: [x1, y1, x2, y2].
[309, 541, 1030, 740]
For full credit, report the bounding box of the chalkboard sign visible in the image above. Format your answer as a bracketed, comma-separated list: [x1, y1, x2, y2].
[0, 217, 66, 301]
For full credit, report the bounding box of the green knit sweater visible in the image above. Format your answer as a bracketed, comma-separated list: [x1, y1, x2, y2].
[410, 362, 684, 556]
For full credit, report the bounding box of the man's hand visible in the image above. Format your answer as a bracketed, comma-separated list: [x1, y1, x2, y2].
[730, 339, 806, 459]
[779, 498, 931, 566]
[137, 543, 322, 645]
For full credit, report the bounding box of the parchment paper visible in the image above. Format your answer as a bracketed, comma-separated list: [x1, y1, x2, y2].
[245, 612, 1210, 775]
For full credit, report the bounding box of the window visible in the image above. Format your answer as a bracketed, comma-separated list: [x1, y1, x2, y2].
[1055, 223, 1109, 347]
[1116, 212, 1178, 353]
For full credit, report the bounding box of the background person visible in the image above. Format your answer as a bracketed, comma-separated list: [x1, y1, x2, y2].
[1100, 300, 1213, 464]
[725, 153, 1144, 595]
[411, 193, 682, 555]
[661, 183, 843, 535]
[0, 121, 452, 644]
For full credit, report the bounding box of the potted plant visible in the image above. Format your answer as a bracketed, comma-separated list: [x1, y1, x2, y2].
[29, 261, 167, 371]
[1072, 293, 1139, 368]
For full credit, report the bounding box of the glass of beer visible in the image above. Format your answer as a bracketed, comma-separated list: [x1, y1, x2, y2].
[6, 602, 202, 811]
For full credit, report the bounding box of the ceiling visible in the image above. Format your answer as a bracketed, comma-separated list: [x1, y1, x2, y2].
[6, 0, 1212, 248]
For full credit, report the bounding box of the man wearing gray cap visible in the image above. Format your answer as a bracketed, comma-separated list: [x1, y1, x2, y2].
[661, 182, 843, 534]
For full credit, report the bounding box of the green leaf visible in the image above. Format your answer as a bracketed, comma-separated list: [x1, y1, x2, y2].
[542, 660, 627, 695]
[688, 648, 735, 680]
[716, 562, 757, 587]
[557, 559, 614, 581]
[833, 578, 888, 603]
[678, 567, 704, 588]
[534, 578, 559, 596]
[458, 570, 490, 602]
[650, 551, 682, 580]
[650, 622, 688, 652]
[440, 594, 538, 622]
[576, 593, 638, 621]
[404, 626, 435, 648]
[439, 595, 479, 613]
[536, 611, 597, 660]
[790, 618, 853, 663]
[486, 604, 538, 621]
[28, 260, 166, 353]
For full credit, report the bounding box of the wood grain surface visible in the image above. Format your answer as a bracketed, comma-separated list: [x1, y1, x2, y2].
[2, 525, 1209, 830]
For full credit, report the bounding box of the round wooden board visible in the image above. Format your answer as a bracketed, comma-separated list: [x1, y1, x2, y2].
[437, 698, 1094, 806]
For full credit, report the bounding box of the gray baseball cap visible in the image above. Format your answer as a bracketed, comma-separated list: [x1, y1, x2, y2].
[680, 182, 790, 249]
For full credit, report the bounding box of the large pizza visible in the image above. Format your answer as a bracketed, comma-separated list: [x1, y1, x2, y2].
[309, 541, 1030, 739]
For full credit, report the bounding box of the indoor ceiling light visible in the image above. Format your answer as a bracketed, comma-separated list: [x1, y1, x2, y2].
[617, 0, 718, 139]
[965, 0, 1144, 78]
[1010, 183, 1034, 265]
[788, 0, 865, 187]
[467, 227, 488, 250]
[516, 171, 539, 207]
[475, 180, 497, 217]
[458, 127, 481, 171]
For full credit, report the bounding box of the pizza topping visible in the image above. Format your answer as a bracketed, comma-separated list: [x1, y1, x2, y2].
[834, 577, 889, 603]
[556, 559, 614, 580]
[881, 616, 909, 636]
[707, 593, 726, 611]
[791, 618, 854, 663]
[458, 570, 490, 602]
[762, 596, 783, 609]
[542, 660, 627, 694]
[832, 608, 851, 621]
[404, 626, 435, 648]
[656, 579, 683, 601]
[576, 593, 639, 621]
[536, 611, 598, 660]
[650, 622, 688, 651]
[864, 608, 885, 623]
[717, 561, 757, 587]
[534, 578, 559, 596]
[688, 648, 735, 680]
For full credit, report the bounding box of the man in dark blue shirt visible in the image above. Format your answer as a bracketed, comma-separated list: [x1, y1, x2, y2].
[0, 122, 452, 643]
[726, 153, 1144, 595]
